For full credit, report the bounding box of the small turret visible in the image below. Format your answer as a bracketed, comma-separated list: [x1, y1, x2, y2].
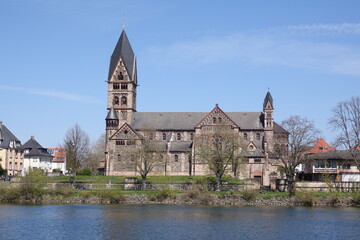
[106, 107, 119, 128]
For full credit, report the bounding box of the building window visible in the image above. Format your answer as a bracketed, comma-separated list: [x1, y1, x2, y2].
[121, 111, 127, 120]
[162, 133, 167, 141]
[256, 133, 260, 141]
[177, 133, 182, 141]
[116, 140, 125, 145]
[190, 133, 194, 140]
[121, 96, 127, 106]
[212, 117, 217, 124]
[343, 163, 351, 169]
[114, 96, 119, 105]
[149, 133, 154, 140]
[127, 140, 135, 145]
[117, 154, 121, 161]
[121, 84, 128, 90]
[243, 133, 248, 141]
[113, 83, 120, 89]
[218, 117, 222, 123]
[174, 155, 179, 162]
[254, 159, 261, 163]
[117, 72, 124, 80]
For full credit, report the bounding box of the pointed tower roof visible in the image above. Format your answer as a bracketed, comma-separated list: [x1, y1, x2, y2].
[22, 136, 52, 157]
[108, 30, 136, 81]
[263, 91, 274, 109]
[106, 107, 119, 120]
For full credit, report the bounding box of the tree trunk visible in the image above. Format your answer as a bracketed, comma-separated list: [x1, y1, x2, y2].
[287, 177, 296, 196]
[216, 175, 221, 191]
[142, 176, 147, 190]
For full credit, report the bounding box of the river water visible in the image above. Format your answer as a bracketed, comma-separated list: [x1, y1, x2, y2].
[0, 204, 359, 240]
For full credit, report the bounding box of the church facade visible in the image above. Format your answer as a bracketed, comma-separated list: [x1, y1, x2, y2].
[105, 30, 288, 187]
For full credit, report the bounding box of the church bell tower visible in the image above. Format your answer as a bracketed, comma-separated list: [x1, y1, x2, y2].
[106, 29, 137, 128]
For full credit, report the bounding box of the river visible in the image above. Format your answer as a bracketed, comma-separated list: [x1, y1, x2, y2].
[0, 204, 359, 239]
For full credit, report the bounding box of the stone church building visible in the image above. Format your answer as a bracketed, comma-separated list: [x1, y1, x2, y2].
[105, 30, 288, 187]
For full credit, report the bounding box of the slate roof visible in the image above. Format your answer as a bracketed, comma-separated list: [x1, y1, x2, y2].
[0, 124, 21, 149]
[169, 141, 192, 152]
[108, 30, 135, 81]
[263, 91, 273, 109]
[106, 107, 119, 120]
[22, 137, 52, 157]
[132, 112, 267, 131]
[273, 122, 288, 134]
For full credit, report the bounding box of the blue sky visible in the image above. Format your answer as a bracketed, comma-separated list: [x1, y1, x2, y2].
[1, 0, 360, 147]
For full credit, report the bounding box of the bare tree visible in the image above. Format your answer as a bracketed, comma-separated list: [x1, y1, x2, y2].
[329, 96, 360, 167]
[129, 130, 164, 190]
[63, 123, 90, 179]
[194, 126, 245, 191]
[86, 133, 106, 173]
[275, 115, 320, 196]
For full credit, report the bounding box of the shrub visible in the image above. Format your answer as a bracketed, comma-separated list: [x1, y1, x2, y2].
[95, 189, 125, 203]
[149, 188, 176, 202]
[241, 190, 257, 202]
[20, 169, 47, 201]
[183, 185, 214, 204]
[78, 169, 92, 176]
[351, 192, 360, 206]
[296, 192, 316, 207]
[51, 185, 76, 197]
[0, 188, 21, 202]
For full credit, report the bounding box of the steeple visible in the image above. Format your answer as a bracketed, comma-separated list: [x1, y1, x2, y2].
[263, 90, 274, 130]
[263, 91, 274, 110]
[108, 30, 136, 82]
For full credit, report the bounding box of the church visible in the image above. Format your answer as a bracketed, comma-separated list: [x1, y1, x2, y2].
[104, 30, 288, 187]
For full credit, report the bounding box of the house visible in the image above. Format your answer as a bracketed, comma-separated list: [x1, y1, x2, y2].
[48, 148, 67, 174]
[104, 30, 289, 187]
[22, 136, 53, 175]
[304, 139, 360, 182]
[0, 121, 24, 176]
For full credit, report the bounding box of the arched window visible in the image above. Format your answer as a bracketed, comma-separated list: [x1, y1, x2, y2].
[117, 72, 124, 80]
[162, 133, 167, 141]
[117, 154, 121, 162]
[218, 117, 222, 123]
[149, 133, 154, 140]
[174, 155, 179, 162]
[256, 133, 261, 141]
[114, 96, 119, 105]
[243, 133, 248, 140]
[212, 117, 217, 124]
[121, 96, 127, 106]
[190, 133, 194, 140]
[177, 133, 182, 141]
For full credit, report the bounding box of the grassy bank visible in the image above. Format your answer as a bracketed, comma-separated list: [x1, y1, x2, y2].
[1, 185, 360, 207]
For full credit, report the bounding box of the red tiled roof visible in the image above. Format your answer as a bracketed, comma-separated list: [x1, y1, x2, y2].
[308, 138, 336, 154]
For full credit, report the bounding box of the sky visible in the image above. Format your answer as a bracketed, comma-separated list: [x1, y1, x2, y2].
[1, 0, 360, 148]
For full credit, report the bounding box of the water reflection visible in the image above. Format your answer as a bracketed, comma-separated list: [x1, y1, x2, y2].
[0, 204, 359, 240]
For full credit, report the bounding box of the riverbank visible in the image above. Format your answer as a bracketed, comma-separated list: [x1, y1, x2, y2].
[1, 186, 360, 207]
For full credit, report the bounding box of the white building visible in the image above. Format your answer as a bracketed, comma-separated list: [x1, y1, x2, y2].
[22, 136, 53, 175]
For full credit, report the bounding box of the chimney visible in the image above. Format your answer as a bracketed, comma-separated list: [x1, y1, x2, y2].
[31, 136, 35, 140]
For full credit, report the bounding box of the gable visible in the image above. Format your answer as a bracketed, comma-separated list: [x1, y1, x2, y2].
[196, 105, 238, 129]
[110, 123, 141, 140]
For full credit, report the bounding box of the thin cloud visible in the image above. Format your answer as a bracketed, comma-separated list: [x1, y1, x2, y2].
[145, 24, 360, 76]
[0, 85, 96, 103]
[266, 23, 360, 36]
